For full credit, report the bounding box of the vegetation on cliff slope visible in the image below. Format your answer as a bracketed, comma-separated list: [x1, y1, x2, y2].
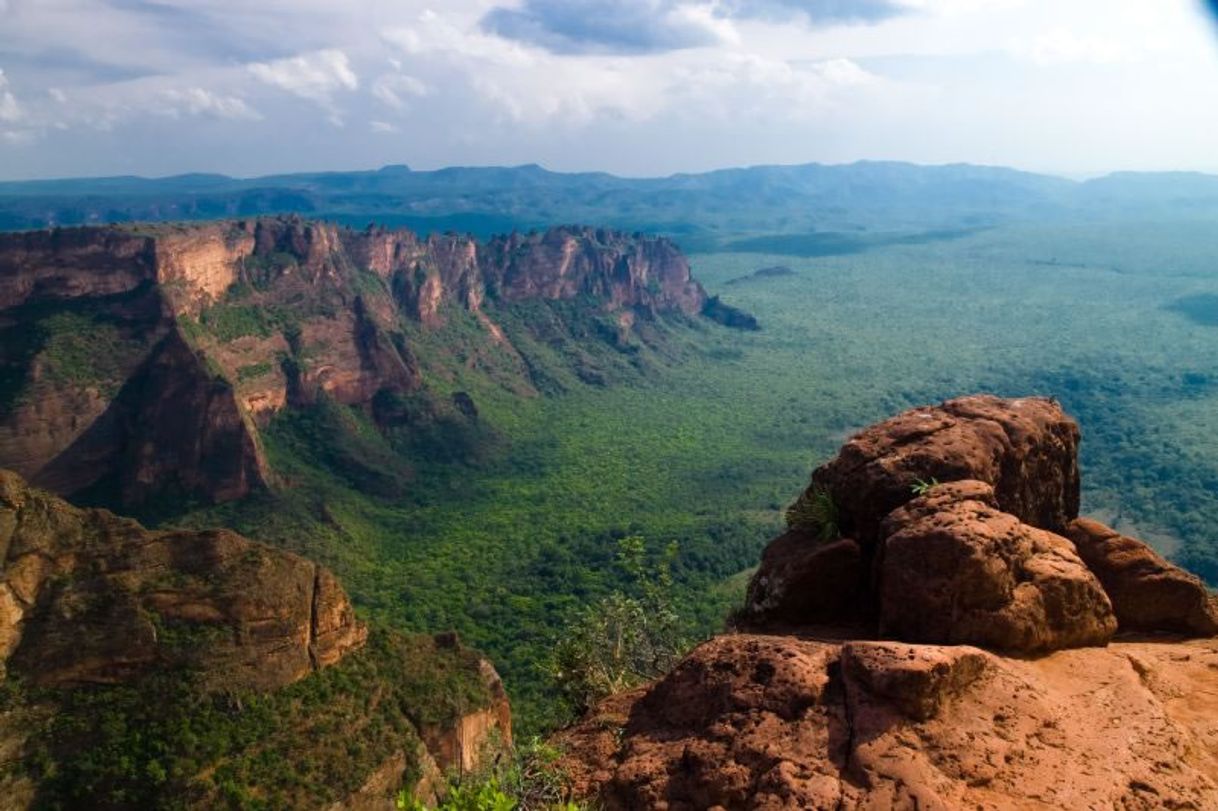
[6, 628, 492, 811]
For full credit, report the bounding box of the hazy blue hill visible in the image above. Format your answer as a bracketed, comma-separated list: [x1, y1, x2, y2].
[1077, 171, 1218, 215]
[5, 161, 1217, 241]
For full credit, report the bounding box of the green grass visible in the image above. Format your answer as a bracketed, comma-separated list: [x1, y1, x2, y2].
[235, 362, 274, 383]
[0, 300, 148, 409]
[199, 304, 273, 343]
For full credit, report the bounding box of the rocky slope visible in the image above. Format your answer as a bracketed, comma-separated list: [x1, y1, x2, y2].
[0, 469, 510, 809]
[0, 217, 749, 510]
[558, 395, 1218, 809]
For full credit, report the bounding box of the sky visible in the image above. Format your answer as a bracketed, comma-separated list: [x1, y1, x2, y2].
[1, 0, 1218, 180]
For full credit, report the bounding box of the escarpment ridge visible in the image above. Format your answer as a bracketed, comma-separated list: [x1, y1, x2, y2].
[559, 395, 1218, 810]
[0, 217, 752, 510]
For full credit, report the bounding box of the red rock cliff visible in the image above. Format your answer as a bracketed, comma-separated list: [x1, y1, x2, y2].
[0, 217, 721, 509]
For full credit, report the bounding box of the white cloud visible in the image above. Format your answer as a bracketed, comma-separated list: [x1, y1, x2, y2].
[382, 12, 664, 125]
[370, 120, 399, 133]
[813, 58, 876, 86]
[1021, 27, 1134, 66]
[249, 49, 358, 105]
[665, 2, 740, 47]
[0, 69, 23, 124]
[371, 73, 430, 110]
[383, 11, 536, 67]
[161, 87, 260, 120]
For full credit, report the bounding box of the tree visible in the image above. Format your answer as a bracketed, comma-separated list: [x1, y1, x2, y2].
[549, 536, 685, 716]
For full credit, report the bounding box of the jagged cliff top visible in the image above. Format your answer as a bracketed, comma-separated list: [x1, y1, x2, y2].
[0, 216, 754, 511]
[558, 395, 1218, 809]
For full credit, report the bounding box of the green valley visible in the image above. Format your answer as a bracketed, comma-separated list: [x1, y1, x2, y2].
[161, 217, 1218, 734]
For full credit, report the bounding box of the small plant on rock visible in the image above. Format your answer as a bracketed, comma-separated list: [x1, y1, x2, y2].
[784, 486, 840, 542]
[910, 477, 941, 497]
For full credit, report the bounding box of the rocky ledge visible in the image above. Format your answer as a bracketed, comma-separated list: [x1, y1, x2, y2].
[557, 395, 1218, 809]
[0, 467, 367, 688]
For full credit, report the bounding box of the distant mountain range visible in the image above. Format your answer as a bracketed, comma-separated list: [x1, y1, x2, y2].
[3, 161, 1218, 249]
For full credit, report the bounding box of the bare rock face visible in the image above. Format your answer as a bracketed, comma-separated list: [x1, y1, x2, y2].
[1068, 517, 1218, 635]
[878, 480, 1116, 652]
[0, 468, 366, 688]
[34, 329, 269, 505]
[566, 635, 844, 810]
[480, 226, 707, 316]
[420, 656, 514, 776]
[743, 533, 864, 628]
[840, 641, 989, 722]
[558, 635, 1218, 810]
[809, 395, 1080, 547]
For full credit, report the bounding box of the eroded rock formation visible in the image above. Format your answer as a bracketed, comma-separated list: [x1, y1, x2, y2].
[0, 467, 365, 687]
[0, 217, 744, 509]
[560, 395, 1218, 809]
[878, 480, 1116, 651]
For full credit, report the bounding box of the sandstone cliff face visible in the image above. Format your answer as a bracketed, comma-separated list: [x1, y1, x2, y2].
[480, 226, 706, 315]
[0, 468, 365, 688]
[0, 228, 157, 310]
[560, 395, 1218, 809]
[0, 217, 730, 509]
[329, 654, 514, 811]
[29, 328, 269, 504]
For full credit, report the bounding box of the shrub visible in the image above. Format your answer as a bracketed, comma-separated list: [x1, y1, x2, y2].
[397, 737, 582, 811]
[549, 537, 685, 716]
[785, 486, 840, 542]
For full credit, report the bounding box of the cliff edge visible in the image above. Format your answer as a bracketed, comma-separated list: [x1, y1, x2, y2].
[0, 218, 751, 510]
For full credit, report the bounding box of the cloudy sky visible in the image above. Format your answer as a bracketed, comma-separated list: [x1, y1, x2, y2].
[1, 0, 1217, 180]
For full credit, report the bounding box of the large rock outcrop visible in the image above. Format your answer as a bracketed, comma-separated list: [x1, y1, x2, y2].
[0, 218, 746, 509]
[0, 468, 365, 688]
[560, 395, 1218, 809]
[807, 395, 1080, 547]
[1067, 517, 1218, 636]
[878, 480, 1115, 651]
[744, 395, 1206, 649]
